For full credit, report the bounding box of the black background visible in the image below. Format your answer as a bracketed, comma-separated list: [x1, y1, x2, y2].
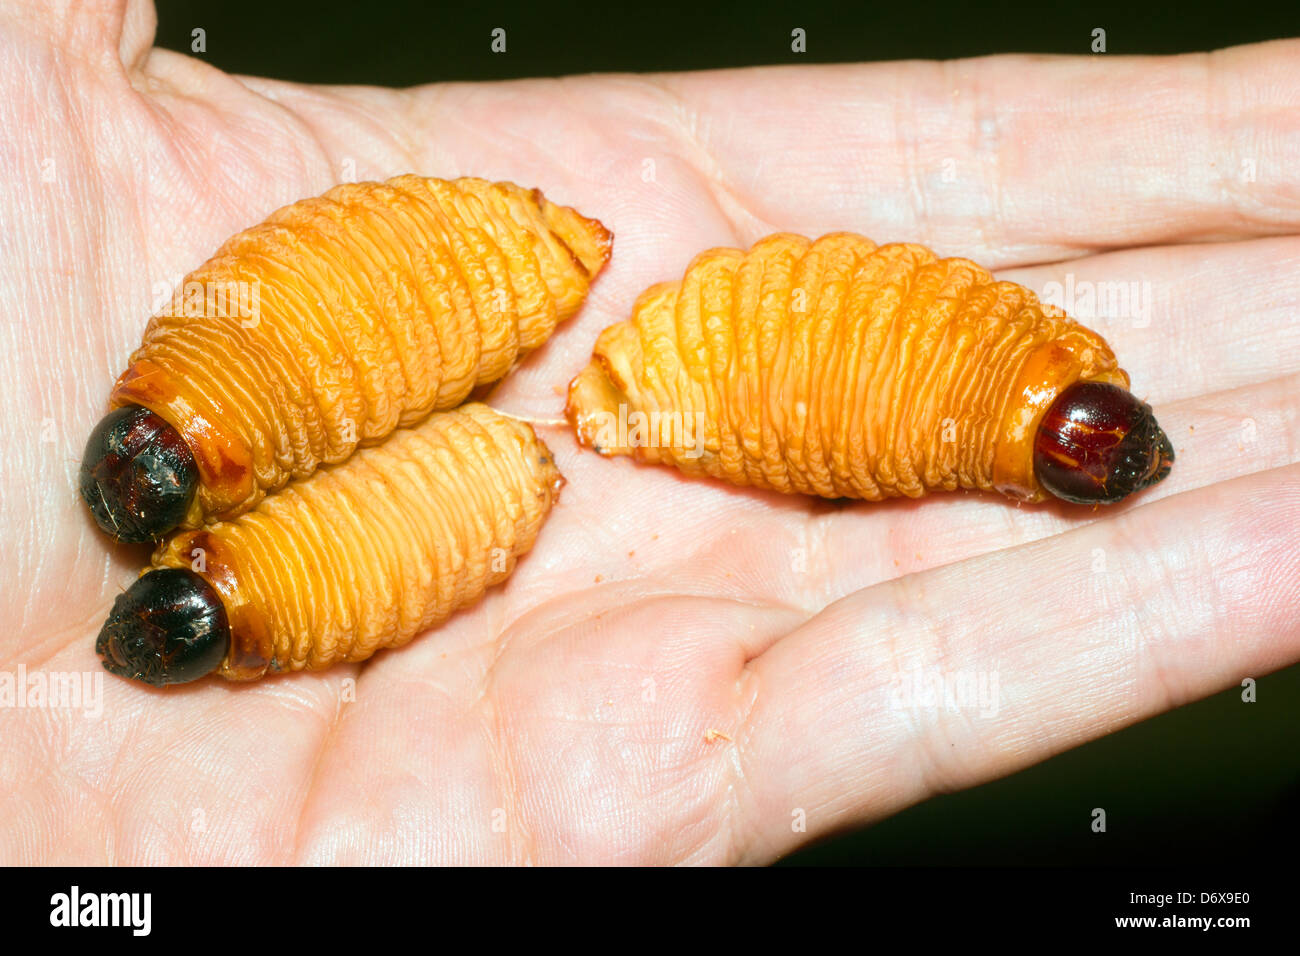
[149, 0, 1300, 866]
[154, 0, 1299, 83]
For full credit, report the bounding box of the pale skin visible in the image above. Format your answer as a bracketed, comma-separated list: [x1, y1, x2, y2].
[1, 0, 1297, 864]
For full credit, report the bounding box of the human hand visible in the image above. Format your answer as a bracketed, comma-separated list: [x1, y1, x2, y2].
[2, 1, 1297, 863]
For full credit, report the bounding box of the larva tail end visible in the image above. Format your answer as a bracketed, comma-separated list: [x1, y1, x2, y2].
[565, 357, 632, 456]
[96, 568, 230, 686]
[538, 193, 613, 279]
[1033, 382, 1175, 505]
[79, 405, 198, 543]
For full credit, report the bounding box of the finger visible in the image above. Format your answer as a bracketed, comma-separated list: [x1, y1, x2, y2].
[729, 461, 1300, 863]
[695, 367, 1297, 624]
[522, 341, 1296, 643]
[4, 0, 153, 69]
[1002, 236, 1300, 401]
[177, 39, 1300, 269]
[652, 39, 1300, 265]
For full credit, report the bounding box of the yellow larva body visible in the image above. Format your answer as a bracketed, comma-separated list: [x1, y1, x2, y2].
[566, 233, 1127, 502]
[147, 404, 561, 680]
[111, 176, 610, 528]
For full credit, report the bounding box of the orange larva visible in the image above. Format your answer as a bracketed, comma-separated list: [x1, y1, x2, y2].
[566, 233, 1172, 504]
[96, 404, 562, 684]
[80, 175, 611, 543]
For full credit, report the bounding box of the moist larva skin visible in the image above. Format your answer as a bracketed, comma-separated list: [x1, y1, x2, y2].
[566, 232, 1171, 504]
[95, 404, 562, 684]
[88, 175, 609, 540]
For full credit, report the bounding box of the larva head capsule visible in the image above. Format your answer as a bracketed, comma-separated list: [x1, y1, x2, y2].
[1033, 382, 1175, 505]
[79, 405, 198, 543]
[96, 568, 230, 686]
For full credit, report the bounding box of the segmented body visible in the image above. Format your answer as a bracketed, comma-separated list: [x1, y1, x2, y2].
[111, 175, 610, 527]
[147, 404, 561, 680]
[567, 233, 1127, 502]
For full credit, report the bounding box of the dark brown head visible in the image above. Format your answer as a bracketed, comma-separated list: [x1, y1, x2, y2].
[96, 568, 230, 686]
[79, 405, 198, 543]
[1033, 382, 1174, 505]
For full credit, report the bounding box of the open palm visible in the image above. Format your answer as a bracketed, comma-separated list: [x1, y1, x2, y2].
[3, 2, 1298, 864]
